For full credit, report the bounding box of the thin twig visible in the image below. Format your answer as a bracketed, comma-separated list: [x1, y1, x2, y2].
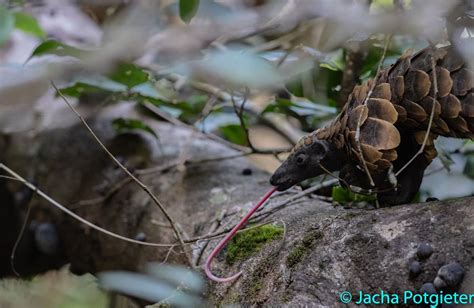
[143, 101, 291, 155]
[250, 179, 337, 221]
[10, 195, 34, 277]
[0, 163, 179, 248]
[194, 209, 228, 266]
[395, 52, 438, 176]
[50, 82, 191, 265]
[188, 220, 274, 243]
[231, 89, 255, 151]
[163, 73, 302, 145]
[354, 35, 392, 187]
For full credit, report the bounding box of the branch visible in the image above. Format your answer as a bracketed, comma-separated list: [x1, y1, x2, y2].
[354, 35, 392, 188]
[0, 163, 179, 248]
[395, 51, 438, 177]
[50, 82, 192, 266]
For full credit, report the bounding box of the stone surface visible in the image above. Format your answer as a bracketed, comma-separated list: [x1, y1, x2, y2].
[437, 262, 465, 288]
[417, 242, 434, 260]
[1, 103, 473, 306]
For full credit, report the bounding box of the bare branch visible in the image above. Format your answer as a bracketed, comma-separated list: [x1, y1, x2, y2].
[50, 82, 191, 265]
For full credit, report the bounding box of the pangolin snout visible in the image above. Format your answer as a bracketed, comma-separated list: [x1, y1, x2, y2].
[270, 168, 295, 191]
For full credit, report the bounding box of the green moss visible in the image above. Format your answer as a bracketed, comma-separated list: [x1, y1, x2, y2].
[225, 225, 284, 265]
[286, 230, 323, 267]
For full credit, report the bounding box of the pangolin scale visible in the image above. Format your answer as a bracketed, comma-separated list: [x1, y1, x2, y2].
[270, 45, 473, 205]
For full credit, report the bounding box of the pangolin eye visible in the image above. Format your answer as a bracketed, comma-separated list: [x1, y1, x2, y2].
[296, 154, 306, 166]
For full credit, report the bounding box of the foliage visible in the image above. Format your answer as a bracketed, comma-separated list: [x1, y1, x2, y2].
[0, 267, 108, 308]
[30, 40, 85, 58]
[331, 186, 377, 204]
[219, 124, 248, 146]
[0, 8, 45, 45]
[99, 263, 205, 306]
[179, 0, 200, 23]
[464, 155, 474, 180]
[225, 224, 284, 265]
[13, 11, 45, 38]
[0, 5, 14, 46]
[109, 63, 150, 89]
[112, 118, 158, 139]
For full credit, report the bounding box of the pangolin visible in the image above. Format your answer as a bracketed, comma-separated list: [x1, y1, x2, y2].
[270, 45, 473, 205]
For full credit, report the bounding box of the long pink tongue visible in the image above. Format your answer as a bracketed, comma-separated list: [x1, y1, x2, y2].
[203, 187, 277, 282]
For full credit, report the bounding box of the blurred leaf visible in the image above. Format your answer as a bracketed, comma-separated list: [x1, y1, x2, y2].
[14, 12, 45, 38]
[145, 263, 204, 292]
[59, 75, 127, 98]
[109, 63, 149, 89]
[464, 155, 474, 179]
[198, 112, 240, 133]
[99, 263, 204, 306]
[291, 96, 338, 115]
[112, 118, 158, 139]
[0, 267, 108, 308]
[319, 49, 345, 71]
[0, 5, 14, 46]
[263, 97, 336, 117]
[332, 186, 376, 203]
[438, 149, 454, 172]
[370, 0, 394, 12]
[30, 40, 84, 57]
[193, 49, 284, 88]
[179, 0, 200, 23]
[139, 94, 207, 124]
[219, 124, 247, 145]
[130, 82, 171, 101]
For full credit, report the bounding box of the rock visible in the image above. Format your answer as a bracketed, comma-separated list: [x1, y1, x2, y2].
[409, 261, 422, 278]
[433, 276, 447, 290]
[417, 242, 434, 259]
[437, 262, 465, 287]
[34, 223, 59, 255]
[242, 168, 253, 176]
[426, 197, 439, 202]
[419, 283, 437, 295]
[135, 232, 147, 242]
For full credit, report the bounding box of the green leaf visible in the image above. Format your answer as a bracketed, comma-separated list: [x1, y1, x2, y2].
[263, 97, 336, 118]
[331, 186, 376, 204]
[359, 44, 401, 81]
[0, 5, 15, 46]
[319, 49, 345, 71]
[179, 0, 200, 23]
[58, 75, 127, 98]
[464, 155, 474, 180]
[14, 12, 45, 38]
[30, 40, 84, 57]
[131, 82, 170, 101]
[370, 0, 394, 12]
[219, 124, 247, 146]
[331, 186, 352, 203]
[198, 112, 240, 133]
[109, 63, 149, 89]
[112, 118, 158, 139]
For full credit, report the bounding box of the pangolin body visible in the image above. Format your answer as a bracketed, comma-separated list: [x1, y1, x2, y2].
[271, 45, 473, 205]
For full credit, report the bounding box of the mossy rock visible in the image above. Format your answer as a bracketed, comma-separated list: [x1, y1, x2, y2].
[286, 229, 323, 268]
[225, 224, 284, 265]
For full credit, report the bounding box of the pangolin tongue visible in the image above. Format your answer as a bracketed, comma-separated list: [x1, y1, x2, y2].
[204, 187, 277, 282]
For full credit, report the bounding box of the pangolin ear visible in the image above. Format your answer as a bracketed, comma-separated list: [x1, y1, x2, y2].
[314, 140, 327, 157]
